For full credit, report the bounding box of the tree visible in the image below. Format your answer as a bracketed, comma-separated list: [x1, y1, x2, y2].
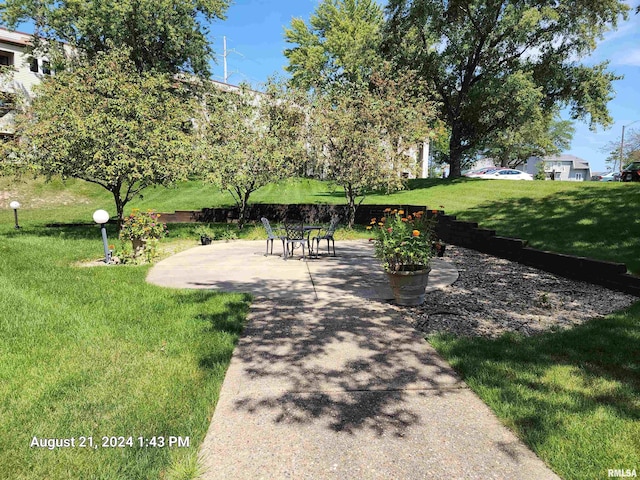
[601, 128, 640, 171]
[384, 0, 628, 177]
[284, 0, 384, 92]
[309, 72, 436, 227]
[285, 0, 437, 227]
[9, 48, 197, 225]
[198, 81, 306, 229]
[483, 113, 575, 168]
[0, 0, 229, 75]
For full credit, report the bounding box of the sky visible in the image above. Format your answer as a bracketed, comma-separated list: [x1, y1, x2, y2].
[209, 0, 640, 174]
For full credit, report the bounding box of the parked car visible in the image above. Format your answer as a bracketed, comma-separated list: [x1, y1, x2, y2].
[600, 171, 621, 182]
[464, 167, 502, 177]
[477, 168, 534, 180]
[621, 162, 640, 182]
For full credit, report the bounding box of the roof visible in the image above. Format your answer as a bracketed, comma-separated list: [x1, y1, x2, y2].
[0, 27, 33, 48]
[535, 154, 591, 171]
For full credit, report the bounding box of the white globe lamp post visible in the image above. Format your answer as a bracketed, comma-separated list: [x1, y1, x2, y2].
[9, 201, 21, 229]
[93, 209, 111, 264]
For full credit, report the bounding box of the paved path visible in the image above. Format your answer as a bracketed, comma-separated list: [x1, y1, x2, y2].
[147, 240, 559, 479]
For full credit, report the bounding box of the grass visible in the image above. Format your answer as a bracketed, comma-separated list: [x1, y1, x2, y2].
[429, 306, 640, 480]
[4, 176, 640, 271]
[0, 222, 251, 479]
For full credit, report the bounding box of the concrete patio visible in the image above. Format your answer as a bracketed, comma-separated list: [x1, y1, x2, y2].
[147, 240, 559, 479]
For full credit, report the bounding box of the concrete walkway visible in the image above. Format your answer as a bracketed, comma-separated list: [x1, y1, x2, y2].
[147, 240, 559, 479]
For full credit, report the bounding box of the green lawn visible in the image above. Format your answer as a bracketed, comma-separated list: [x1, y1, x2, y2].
[429, 306, 640, 480]
[4, 176, 639, 272]
[0, 223, 250, 479]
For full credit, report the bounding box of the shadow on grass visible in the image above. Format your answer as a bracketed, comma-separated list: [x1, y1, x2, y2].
[459, 185, 640, 274]
[1, 223, 106, 240]
[429, 305, 640, 477]
[406, 177, 480, 190]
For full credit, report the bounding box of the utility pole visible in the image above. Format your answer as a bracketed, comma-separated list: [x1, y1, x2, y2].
[223, 36, 228, 83]
[619, 120, 640, 172]
[221, 36, 243, 84]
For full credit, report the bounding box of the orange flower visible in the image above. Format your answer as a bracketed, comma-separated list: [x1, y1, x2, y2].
[398, 209, 405, 215]
[432, 209, 438, 214]
[401, 218, 408, 222]
[366, 226, 372, 230]
[378, 222, 384, 226]
[371, 217, 377, 223]
[383, 208, 391, 213]
[407, 215, 413, 220]
[412, 230, 420, 237]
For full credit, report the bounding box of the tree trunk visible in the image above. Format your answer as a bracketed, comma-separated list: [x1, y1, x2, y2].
[113, 191, 125, 233]
[345, 184, 356, 229]
[448, 125, 464, 178]
[237, 189, 252, 230]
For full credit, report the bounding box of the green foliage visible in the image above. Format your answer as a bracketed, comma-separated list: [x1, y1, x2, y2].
[484, 112, 575, 168]
[193, 225, 216, 240]
[9, 48, 197, 224]
[0, 0, 230, 76]
[601, 128, 640, 172]
[534, 161, 547, 180]
[371, 208, 436, 272]
[119, 209, 168, 241]
[308, 71, 437, 227]
[284, 0, 384, 92]
[383, 0, 628, 177]
[198, 80, 306, 228]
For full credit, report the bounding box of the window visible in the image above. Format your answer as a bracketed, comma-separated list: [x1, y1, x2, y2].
[42, 61, 51, 75]
[0, 93, 16, 116]
[574, 173, 583, 181]
[0, 51, 14, 67]
[29, 57, 39, 72]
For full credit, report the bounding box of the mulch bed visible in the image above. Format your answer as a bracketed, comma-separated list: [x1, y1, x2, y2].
[409, 245, 637, 338]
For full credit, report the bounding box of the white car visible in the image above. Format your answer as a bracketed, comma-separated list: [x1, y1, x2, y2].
[600, 171, 621, 182]
[477, 168, 534, 180]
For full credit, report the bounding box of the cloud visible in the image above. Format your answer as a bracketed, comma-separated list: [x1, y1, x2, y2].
[612, 48, 640, 66]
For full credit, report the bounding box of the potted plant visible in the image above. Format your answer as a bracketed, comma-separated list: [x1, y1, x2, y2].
[369, 209, 436, 306]
[119, 209, 167, 256]
[194, 225, 215, 245]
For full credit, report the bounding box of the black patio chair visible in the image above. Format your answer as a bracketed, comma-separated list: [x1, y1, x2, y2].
[283, 221, 309, 260]
[312, 217, 339, 256]
[261, 217, 286, 256]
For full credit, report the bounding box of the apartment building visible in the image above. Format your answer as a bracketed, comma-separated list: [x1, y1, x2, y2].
[0, 27, 57, 137]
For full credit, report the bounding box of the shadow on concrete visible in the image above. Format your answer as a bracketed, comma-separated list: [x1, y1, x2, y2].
[227, 296, 463, 437]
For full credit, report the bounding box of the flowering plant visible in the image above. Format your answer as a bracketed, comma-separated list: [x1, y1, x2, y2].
[370, 209, 436, 272]
[119, 209, 167, 240]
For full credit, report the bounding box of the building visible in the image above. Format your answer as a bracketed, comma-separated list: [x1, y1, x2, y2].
[519, 154, 591, 181]
[0, 27, 58, 138]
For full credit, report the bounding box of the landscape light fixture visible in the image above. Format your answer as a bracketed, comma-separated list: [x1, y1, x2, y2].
[620, 120, 640, 173]
[9, 201, 21, 229]
[92, 209, 111, 264]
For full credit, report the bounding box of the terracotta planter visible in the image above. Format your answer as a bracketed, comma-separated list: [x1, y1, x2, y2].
[131, 238, 147, 257]
[386, 267, 431, 306]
